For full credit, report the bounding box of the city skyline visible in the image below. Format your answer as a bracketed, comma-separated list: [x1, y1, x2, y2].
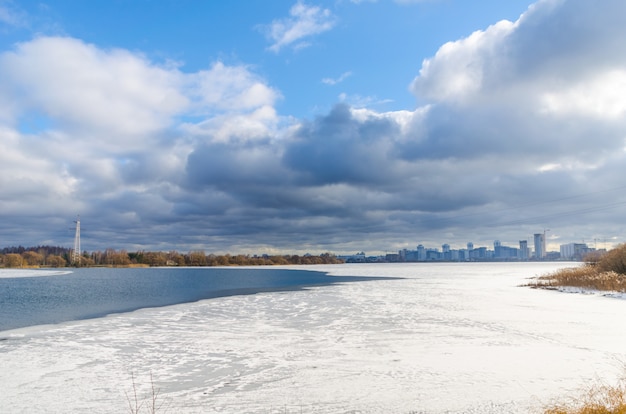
[1, 1, 626, 254]
[345, 236, 601, 262]
[366, 227, 616, 257]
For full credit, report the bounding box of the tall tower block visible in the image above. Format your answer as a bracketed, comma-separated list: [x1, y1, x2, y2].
[533, 233, 545, 259]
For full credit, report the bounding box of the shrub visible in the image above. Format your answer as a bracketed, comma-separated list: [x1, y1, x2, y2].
[544, 376, 626, 414]
[597, 244, 626, 275]
[125, 372, 164, 414]
[46, 255, 67, 267]
[3, 253, 23, 268]
[533, 244, 626, 292]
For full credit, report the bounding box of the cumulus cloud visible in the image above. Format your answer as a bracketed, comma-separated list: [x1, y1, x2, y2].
[283, 104, 401, 186]
[408, 0, 626, 166]
[3, 0, 626, 253]
[0, 36, 285, 249]
[187, 62, 279, 114]
[391, 0, 626, 246]
[202, 0, 626, 251]
[260, 1, 336, 53]
[1, 37, 187, 140]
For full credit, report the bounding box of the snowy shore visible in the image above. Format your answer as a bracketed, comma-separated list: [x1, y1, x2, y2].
[0, 269, 71, 278]
[1, 262, 625, 413]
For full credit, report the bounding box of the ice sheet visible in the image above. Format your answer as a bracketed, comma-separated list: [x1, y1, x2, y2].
[1, 262, 625, 413]
[0, 269, 72, 278]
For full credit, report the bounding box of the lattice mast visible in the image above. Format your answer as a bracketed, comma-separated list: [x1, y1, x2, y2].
[72, 215, 81, 265]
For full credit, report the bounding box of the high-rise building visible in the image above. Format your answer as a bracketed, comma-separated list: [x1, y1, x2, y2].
[442, 244, 451, 260]
[467, 242, 474, 260]
[417, 244, 426, 261]
[519, 240, 529, 260]
[494, 240, 502, 257]
[534, 233, 546, 259]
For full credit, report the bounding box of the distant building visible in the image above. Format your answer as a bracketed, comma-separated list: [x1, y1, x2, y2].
[442, 244, 451, 260]
[458, 248, 468, 261]
[534, 233, 546, 259]
[385, 253, 401, 262]
[450, 250, 460, 261]
[495, 245, 519, 259]
[494, 240, 502, 257]
[426, 249, 442, 261]
[417, 244, 426, 261]
[399, 249, 407, 261]
[560, 243, 591, 260]
[474, 246, 489, 259]
[519, 240, 529, 260]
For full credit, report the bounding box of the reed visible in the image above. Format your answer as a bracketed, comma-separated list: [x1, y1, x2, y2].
[532, 244, 626, 292]
[544, 377, 626, 414]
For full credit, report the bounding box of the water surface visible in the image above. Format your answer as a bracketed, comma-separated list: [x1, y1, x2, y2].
[0, 266, 378, 332]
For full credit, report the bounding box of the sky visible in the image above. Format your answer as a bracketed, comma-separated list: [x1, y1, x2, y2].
[1, 0, 625, 255]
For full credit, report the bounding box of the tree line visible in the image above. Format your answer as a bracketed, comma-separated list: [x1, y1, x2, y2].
[0, 245, 344, 268]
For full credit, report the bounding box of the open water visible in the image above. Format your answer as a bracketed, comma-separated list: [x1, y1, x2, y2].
[0, 267, 380, 332]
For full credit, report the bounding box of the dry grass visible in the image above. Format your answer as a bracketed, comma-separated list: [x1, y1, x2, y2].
[530, 244, 626, 292]
[533, 267, 626, 292]
[544, 377, 626, 414]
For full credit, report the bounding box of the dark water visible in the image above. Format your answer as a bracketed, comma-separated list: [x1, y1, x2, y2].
[0, 267, 378, 332]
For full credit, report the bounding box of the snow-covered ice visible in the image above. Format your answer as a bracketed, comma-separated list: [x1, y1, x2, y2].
[1, 262, 625, 413]
[0, 269, 71, 278]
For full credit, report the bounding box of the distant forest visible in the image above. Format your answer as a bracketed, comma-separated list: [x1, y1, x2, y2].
[0, 245, 344, 268]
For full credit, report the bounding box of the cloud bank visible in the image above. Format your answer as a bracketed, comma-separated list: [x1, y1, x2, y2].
[1, 0, 626, 253]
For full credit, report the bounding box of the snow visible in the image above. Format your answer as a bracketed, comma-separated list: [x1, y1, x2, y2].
[1, 262, 625, 413]
[0, 269, 72, 278]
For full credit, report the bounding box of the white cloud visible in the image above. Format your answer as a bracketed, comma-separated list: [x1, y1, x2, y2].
[0, 127, 78, 215]
[0, 36, 281, 146]
[338, 92, 393, 109]
[411, 19, 515, 103]
[540, 70, 626, 119]
[409, 0, 626, 160]
[0, 36, 282, 225]
[261, 2, 336, 53]
[3, 0, 626, 252]
[0, 37, 187, 140]
[188, 62, 279, 114]
[322, 71, 352, 86]
[182, 105, 281, 144]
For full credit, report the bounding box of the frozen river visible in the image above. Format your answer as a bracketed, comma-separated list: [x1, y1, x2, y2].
[1, 262, 625, 413]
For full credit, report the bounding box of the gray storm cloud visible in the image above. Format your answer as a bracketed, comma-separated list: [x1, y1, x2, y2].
[1, 0, 626, 252]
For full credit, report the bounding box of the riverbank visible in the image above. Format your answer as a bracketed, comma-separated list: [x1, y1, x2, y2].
[529, 244, 626, 293]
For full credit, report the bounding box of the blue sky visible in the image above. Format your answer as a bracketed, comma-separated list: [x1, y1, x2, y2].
[1, 0, 533, 118]
[1, 0, 626, 254]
